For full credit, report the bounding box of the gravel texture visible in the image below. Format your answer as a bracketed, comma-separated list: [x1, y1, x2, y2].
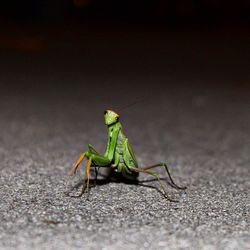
[0, 25, 249, 250]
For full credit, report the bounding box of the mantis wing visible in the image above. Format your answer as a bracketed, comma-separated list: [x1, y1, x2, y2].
[124, 138, 138, 168]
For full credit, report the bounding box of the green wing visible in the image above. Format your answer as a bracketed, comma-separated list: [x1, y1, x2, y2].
[124, 138, 138, 168]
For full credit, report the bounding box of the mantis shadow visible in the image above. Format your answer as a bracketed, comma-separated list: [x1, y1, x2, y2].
[65, 171, 178, 200]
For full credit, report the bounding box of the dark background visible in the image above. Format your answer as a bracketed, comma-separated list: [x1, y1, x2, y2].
[1, 0, 250, 22]
[0, 0, 249, 104]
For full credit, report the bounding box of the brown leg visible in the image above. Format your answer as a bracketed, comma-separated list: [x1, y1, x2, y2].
[68, 153, 85, 176]
[141, 163, 186, 190]
[85, 158, 92, 195]
[76, 157, 92, 197]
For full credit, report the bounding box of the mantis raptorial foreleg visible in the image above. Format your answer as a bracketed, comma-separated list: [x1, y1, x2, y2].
[68, 153, 85, 176]
[68, 150, 112, 197]
[76, 157, 92, 197]
[85, 157, 92, 194]
[141, 163, 186, 190]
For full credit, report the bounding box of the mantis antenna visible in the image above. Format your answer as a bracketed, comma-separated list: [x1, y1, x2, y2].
[117, 96, 148, 112]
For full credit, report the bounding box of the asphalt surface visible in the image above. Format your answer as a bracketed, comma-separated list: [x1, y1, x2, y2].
[0, 24, 249, 250]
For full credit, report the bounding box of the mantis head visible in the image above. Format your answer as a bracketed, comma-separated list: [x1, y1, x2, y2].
[104, 110, 120, 125]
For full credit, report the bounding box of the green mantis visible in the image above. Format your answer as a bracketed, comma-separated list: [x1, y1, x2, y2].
[68, 110, 186, 200]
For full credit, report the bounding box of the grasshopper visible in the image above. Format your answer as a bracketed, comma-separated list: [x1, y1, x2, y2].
[68, 110, 186, 200]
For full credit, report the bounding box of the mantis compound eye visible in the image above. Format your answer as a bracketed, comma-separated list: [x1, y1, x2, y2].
[104, 110, 108, 115]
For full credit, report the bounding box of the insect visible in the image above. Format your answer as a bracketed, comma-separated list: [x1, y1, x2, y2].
[68, 110, 186, 200]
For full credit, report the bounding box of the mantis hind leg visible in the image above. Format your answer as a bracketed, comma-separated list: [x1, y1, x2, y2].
[130, 167, 178, 202]
[141, 163, 186, 190]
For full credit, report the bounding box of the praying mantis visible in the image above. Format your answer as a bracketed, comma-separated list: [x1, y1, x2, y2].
[68, 110, 186, 200]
